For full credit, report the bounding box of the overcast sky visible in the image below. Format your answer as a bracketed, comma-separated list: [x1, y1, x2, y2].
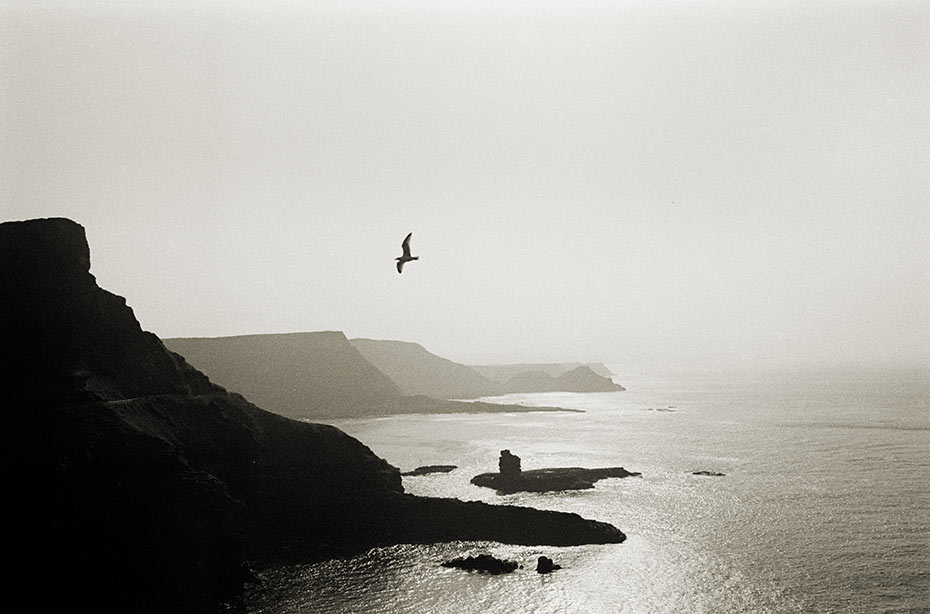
[2, 1, 928, 370]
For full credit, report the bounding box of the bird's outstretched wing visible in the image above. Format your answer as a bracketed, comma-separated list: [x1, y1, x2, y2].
[401, 232, 412, 258]
[396, 260, 404, 274]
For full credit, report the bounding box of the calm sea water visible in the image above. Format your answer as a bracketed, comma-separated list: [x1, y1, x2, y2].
[227, 367, 930, 614]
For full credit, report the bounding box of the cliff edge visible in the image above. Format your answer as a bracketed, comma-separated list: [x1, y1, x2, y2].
[349, 337, 504, 398]
[165, 331, 405, 418]
[2, 218, 624, 613]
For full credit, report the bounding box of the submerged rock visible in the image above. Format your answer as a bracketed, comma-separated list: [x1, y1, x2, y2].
[692, 470, 726, 477]
[441, 554, 519, 574]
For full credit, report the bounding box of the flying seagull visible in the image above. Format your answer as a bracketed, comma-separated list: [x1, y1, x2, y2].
[395, 232, 418, 273]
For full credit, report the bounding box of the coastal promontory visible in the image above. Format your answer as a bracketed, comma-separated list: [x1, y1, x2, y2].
[498, 365, 626, 393]
[162, 334, 576, 420]
[3, 218, 625, 613]
[349, 338, 625, 398]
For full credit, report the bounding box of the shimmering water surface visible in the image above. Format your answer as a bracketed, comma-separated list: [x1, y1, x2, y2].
[228, 368, 930, 614]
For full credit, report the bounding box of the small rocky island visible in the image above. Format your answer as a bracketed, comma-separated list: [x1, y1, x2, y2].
[471, 450, 641, 494]
[440, 554, 562, 575]
[401, 465, 457, 476]
[441, 554, 519, 574]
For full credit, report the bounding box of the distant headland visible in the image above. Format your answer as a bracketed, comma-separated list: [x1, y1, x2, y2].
[162, 334, 623, 421]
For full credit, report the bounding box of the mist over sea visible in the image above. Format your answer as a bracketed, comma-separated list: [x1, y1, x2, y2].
[228, 367, 929, 614]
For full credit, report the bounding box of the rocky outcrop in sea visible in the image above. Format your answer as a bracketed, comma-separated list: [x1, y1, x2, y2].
[471, 450, 641, 494]
[401, 465, 458, 476]
[441, 554, 519, 574]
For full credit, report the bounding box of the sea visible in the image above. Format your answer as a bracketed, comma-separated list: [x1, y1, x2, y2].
[226, 367, 930, 614]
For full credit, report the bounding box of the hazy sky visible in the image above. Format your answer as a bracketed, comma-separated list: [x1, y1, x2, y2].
[2, 1, 928, 370]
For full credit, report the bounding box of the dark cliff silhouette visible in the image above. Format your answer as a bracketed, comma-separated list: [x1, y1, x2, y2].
[3, 218, 624, 613]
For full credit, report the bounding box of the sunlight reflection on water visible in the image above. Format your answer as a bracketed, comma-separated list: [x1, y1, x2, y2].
[228, 370, 929, 614]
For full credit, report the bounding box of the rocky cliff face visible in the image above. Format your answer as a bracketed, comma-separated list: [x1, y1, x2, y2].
[349, 337, 504, 399]
[166, 333, 577, 418]
[3, 218, 624, 613]
[1, 217, 219, 406]
[165, 332, 404, 418]
[351, 340, 625, 399]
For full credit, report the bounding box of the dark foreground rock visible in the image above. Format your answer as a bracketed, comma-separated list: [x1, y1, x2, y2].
[401, 465, 457, 476]
[3, 218, 625, 614]
[442, 554, 519, 574]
